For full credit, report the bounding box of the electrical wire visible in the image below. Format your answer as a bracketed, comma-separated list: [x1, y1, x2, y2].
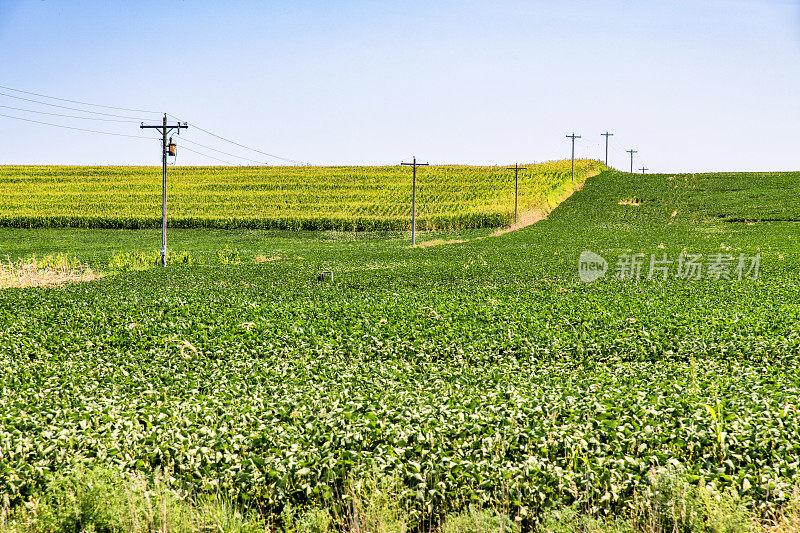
[0, 103, 137, 123]
[178, 145, 239, 165]
[0, 84, 308, 165]
[168, 113, 308, 165]
[179, 137, 267, 164]
[0, 91, 149, 121]
[0, 112, 153, 139]
[0, 84, 161, 115]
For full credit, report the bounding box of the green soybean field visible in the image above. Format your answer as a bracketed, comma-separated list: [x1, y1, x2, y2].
[1, 169, 800, 532]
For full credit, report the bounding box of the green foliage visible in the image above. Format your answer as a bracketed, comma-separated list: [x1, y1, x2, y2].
[442, 506, 518, 533]
[31, 252, 82, 270]
[537, 505, 633, 533]
[629, 466, 756, 533]
[107, 250, 161, 271]
[216, 246, 241, 264]
[341, 475, 408, 533]
[1, 170, 800, 530]
[107, 248, 245, 271]
[280, 504, 333, 533]
[0, 466, 269, 533]
[20, 466, 126, 533]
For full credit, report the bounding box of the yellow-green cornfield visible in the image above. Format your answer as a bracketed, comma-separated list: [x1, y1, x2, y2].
[0, 160, 604, 230]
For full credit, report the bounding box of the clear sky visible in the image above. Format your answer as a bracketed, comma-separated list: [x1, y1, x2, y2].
[0, 0, 798, 172]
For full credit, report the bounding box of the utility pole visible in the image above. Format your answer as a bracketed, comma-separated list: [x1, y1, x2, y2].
[566, 133, 581, 187]
[626, 149, 638, 174]
[639, 167, 648, 175]
[140, 113, 187, 267]
[507, 163, 527, 224]
[401, 156, 429, 246]
[601, 132, 613, 166]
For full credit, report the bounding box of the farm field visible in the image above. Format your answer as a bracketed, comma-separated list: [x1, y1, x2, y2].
[2, 169, 800, 531]
[0, 160, 603, 231]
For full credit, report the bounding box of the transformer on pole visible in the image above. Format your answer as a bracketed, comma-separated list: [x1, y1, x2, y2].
[140, 113, 187, 267]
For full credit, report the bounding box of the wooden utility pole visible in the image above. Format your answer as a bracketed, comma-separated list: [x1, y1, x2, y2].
[140, 114, 187, 267]
[626, 149, 638, 173]
[507, 163, 527, 223]
[639, 167, 648, 175]
[566, 133, 581, 186]
[401, 156, 429, 246]
[601, 132, 613, 166]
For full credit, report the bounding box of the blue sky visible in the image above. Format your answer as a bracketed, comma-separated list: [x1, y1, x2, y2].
[0, 0, 798, 172]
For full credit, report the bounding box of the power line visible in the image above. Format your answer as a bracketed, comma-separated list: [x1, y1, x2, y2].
[179, 137, 267, 164]
[0, 103, 137, 123]
[0, 112, 153, 139]
[0, 84, 161, 115]
[0, 85, 307, 165]
[0, 102, 295, 165]
[0, 91, 148, 121]
[167, 113, 308, 165]
[179, 145, 239, 165]
[186, 122, 305, 164]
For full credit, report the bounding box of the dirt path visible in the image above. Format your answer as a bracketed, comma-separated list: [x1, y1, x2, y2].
[415, 173, 595, 247]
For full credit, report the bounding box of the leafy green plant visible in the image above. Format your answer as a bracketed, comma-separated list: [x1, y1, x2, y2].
[2, 169, 800, 530]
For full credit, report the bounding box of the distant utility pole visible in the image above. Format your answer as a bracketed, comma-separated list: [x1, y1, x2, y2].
[639, 167, 648, 175]
[507, 163, 527, 223]
[401, 156, 429, 246]
[140, 113, 187, 267]
[626, 149, 638, 174]
[566, 133, 581, 186]
[601, 132, 613, 166]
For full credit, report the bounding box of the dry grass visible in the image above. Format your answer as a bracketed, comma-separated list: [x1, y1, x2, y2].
[762, 517, 800, 533]
[0, 255, 99, 289]
[415, 238, 468, 248]
[759, 490, 800, 533]
[254, 254, 284, 263]
[618, 198, 642, 206]
[489, 207, 548, 237]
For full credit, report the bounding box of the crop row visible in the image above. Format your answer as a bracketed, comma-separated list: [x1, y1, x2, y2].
[0, 161, 603, 229]
[0, 213, 511, 231]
